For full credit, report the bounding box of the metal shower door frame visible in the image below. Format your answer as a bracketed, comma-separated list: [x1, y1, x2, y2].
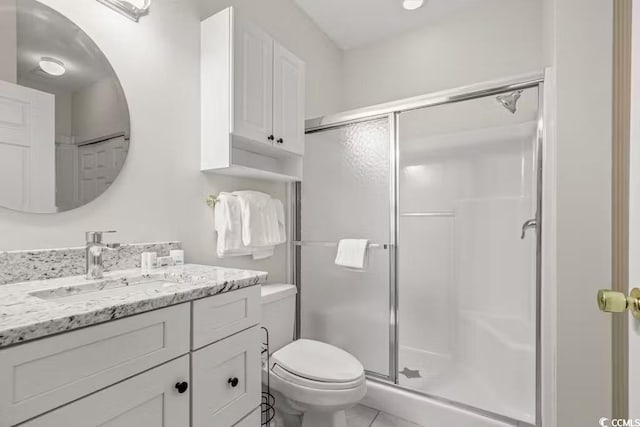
[294, 72, 545, 427]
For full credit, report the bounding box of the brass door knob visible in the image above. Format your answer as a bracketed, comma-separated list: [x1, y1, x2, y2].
[598, 288, 640, 319]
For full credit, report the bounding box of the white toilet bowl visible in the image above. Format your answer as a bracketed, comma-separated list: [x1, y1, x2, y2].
[266, 339, 367, 427]
[260, 285, 367, 427]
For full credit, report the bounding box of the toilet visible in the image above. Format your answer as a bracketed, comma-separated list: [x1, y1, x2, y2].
[261, 284, 367, 427]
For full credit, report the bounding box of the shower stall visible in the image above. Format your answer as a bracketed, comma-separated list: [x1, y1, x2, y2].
[293, 74, 544, 426]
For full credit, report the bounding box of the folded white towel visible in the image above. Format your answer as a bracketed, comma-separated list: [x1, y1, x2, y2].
[213, 193, 252, 258]
[335, 239, 369, 270]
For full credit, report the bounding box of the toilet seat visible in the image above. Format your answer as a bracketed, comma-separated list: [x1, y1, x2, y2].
[271, 363, 365, 390]
[270, 339, 364, 384]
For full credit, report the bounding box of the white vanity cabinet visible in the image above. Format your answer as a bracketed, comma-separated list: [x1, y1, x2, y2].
[0, 286, 261, 427]
[201, 7, 305, 181]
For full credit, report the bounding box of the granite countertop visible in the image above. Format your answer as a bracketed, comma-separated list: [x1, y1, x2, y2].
[0, 264, 268, 348]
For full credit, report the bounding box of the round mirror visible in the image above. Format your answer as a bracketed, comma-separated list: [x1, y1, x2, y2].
[0, 0, 130, 213]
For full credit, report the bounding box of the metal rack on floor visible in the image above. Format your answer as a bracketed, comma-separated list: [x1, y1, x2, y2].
[261, 326, 275, 425]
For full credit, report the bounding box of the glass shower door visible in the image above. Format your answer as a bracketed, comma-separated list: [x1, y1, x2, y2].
[397, 88, 539, 424]
[299, 117, 392, 378]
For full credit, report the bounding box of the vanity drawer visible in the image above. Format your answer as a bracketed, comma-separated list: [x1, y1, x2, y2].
[191, 285, 260, 350]
[191, 325, 261, 427]
[0, 303, 190, 427]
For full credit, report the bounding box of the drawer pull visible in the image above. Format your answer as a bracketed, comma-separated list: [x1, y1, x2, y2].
[228, 377, 239, 388]
[175, 381, 189, 394]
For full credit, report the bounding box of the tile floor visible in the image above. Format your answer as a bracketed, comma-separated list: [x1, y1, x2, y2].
[346, 404, 424, 427]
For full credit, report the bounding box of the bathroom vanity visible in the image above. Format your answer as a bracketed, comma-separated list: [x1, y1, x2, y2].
[0, 264, 266, 427]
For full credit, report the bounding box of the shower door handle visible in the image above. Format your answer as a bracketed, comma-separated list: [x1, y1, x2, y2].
[520, 219, 537, 239]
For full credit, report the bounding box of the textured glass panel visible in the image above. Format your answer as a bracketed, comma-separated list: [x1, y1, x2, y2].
[300, 118, 391, 377]
[397, 88, 539, 423]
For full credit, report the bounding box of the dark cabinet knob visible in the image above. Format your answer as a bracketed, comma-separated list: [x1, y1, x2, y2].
[267, 135, 275, 141]
[175, 381, 189, 394]
[228, 377, 239, 388]
[276, 138, 283, 144]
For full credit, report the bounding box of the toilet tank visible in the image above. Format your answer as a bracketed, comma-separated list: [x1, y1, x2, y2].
[260, 284, 297, 353]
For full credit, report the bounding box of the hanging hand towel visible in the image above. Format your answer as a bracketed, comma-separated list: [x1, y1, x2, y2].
[335, 239, 369, 270]
[213, 193, 252, 258]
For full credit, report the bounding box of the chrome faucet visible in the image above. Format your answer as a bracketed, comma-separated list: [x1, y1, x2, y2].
[85, 231, 121, 279]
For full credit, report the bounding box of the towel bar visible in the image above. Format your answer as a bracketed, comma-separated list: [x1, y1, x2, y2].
[293, 241, 389, 250]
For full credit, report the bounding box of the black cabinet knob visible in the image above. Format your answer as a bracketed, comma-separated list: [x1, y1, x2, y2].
[228, 377, 239, 388]
[175, 381, 189, 394]
[267, 135, 275, 141]
[276, 138, 283, 144]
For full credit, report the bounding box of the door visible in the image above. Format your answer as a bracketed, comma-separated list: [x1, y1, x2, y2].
[0, 79, 54, 212]
[273, 42, 305, 155]
[233, 15, 274, 144]
[397, 88, 540, 424]
[299, 117, 393, 378]
[77, 136, 127, 205]
[191, 326, 261, 427]
[20, 356, 190, 427]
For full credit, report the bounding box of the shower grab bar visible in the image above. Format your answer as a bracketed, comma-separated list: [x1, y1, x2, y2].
[293, 241, 389, 250]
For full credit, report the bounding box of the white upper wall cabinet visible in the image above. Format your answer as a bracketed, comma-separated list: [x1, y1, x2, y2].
[273, 43, 306, 156]
[201, 7, 305, 181]
[233, 18, 274, 145]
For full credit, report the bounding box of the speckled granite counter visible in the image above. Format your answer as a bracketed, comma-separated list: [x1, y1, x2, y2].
[0, 264, 267, 348]
[0, 242, 182, 285]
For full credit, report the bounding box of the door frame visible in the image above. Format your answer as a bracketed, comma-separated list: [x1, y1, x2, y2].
[612, 0, 632, 419]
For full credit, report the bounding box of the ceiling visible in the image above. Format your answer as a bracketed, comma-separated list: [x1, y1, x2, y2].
[15, 0, 114, 95]
[294, 0, 479, 50]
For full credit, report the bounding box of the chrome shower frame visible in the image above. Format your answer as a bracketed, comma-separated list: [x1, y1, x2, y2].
[293, 71, 545, 427]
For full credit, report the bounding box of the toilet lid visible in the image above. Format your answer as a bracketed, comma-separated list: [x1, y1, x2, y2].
[271, 339, 364, 383]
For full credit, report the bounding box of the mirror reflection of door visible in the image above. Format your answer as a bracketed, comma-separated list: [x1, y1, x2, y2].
[0, 0, 130, 213]
[0, 80, 55, 212]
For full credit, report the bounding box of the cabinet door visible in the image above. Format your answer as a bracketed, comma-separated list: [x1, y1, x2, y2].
[273, 42, 305, 155]
[234, 407, 261, 426]
[192, 326, 261, 427]
[233, 16, 273, 145]
[21, 356, 190, 427]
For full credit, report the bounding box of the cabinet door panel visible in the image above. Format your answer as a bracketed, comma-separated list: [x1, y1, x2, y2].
[233, 17, 273, 144]
[192, 326, 261, 427]
[234, 407, 261, 426]
[21, 356, 190, 427]
[273, 42, 305, 155]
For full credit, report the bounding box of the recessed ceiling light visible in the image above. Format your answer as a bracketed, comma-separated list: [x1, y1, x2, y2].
[403, 0, 424, 10]
[39, 57, 66, 76]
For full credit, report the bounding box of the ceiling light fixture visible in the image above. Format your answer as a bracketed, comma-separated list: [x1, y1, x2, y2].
[38, 57, 66, 77]
[402, 0, 424, 10]
[96, 0, 152, 22]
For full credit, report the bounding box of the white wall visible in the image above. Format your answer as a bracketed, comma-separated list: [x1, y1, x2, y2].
[55, 91, 72, 140]
[544, 0, 613, 425]
[0, 0, 17, 83]
[0, 0, 342, 283]
[341, 0, 543, 110]
[199, 0, 343, 118]
[72, 77, 128, 143]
